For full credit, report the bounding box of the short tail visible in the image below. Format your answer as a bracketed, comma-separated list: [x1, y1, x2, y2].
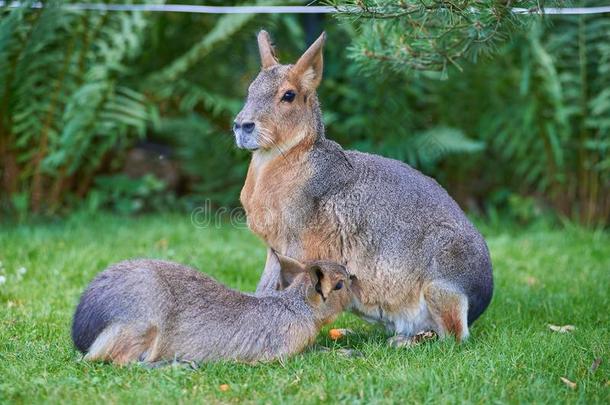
[71, 294, 110, 353]
[466, 263, 493, 325]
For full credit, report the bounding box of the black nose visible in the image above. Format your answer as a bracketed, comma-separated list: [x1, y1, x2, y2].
[241, 122, 255, 134]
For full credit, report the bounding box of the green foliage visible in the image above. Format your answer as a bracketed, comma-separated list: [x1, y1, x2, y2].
[88, 174, 174, 215]
[0, 1, 607, 225]
[544, 9, 610, 223]
[320, 25, 486, 175]
[155, 114, 247, 208]
[327, 0, 608, 224]
[132, 0, 304, 209]
[445, 6, 610, 224]
[354, 126, 485, 171]
[329, 0, 545, 75]
[0, 1, 154, 214]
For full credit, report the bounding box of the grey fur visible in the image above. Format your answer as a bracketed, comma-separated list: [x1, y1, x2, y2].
[309, 139, 493, 324]
[238, 31, 493, 341]
[72, 252, 355, 364]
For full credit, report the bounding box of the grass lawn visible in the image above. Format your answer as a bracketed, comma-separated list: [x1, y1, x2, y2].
[0, 213, 608, 404]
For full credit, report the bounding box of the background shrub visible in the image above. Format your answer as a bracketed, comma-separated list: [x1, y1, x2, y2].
[0, 1, 607, 226]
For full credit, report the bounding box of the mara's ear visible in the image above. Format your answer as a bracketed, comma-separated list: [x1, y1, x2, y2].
[292, 32, 326, 91]
[257, 30, 278, 69]
[308, 265, 334, 301]
[263, 247, 281, 276]
[275, 251, 306, 289]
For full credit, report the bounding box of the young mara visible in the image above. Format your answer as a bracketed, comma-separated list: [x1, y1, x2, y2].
[72, 249, 358, 364]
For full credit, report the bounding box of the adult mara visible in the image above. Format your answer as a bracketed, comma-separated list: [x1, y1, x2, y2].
[233, 31, 493, 345]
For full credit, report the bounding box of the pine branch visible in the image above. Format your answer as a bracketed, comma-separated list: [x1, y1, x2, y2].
[329, 0, 556, 74]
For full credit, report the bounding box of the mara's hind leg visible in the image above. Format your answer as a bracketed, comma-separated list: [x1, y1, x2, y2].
[84, 323, 160, 365]
[423, 283, 469, 342]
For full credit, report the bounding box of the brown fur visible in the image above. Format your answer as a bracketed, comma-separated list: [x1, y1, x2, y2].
[423, 284, 468, 341]
[241, 142, 313, 245]
[299, 225, 343, 263]
[442, 308, 464, 342]
[236, 31, 493, 343]
[85, 324, 160, 365]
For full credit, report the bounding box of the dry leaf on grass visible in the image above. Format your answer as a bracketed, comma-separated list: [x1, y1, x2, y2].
[411, 330, 438, 344]
[387, 330, 438, 348]
[560, 377, 577, 389]
[219, 384, 230, 392]
[548, 324, 576, 333]
[155, 238, 168, 250]
[589, 358, 602, 373]
[329, 328, 353, 340]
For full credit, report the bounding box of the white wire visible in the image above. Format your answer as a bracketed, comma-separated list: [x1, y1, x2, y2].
[1, 2, 610, 15]
[0, 2, 338, 13]
[512, 6, 610, 14]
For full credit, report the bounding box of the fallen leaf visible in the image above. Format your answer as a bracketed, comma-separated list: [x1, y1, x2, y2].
[6, 299, 23, 308]
[219, 384, 230, 392]
[548, 324, 576, 333]
[387, 330, 438, 348]
[329, 328, 353, 340]
[412, 330, 438, 344]
[560, 377, 577, 389]
[590, 358, 602, 373]
[155, 238, 168, 250]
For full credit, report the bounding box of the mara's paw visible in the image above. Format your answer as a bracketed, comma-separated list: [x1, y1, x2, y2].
[387, 331, 438, 348]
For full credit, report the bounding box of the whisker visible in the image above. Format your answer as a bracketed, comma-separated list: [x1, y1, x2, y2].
[258, 127, 288, 161]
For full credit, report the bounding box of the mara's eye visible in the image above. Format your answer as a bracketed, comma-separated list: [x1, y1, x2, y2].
[333, 280, 344, 291]
[281, 90, 296, 103]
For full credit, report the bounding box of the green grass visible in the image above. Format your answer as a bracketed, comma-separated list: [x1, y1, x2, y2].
[0, 213, 608, 404]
